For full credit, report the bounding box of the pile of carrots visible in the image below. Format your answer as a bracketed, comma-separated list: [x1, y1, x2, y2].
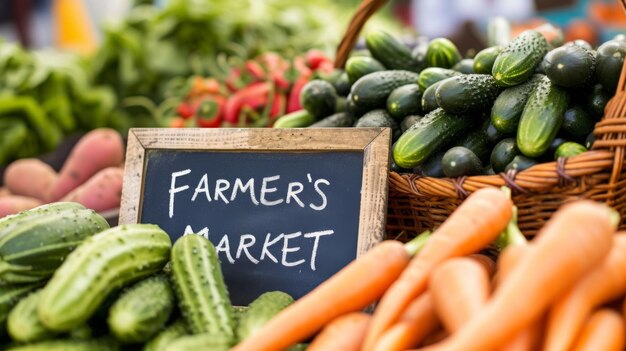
[232, 187, 626, 351]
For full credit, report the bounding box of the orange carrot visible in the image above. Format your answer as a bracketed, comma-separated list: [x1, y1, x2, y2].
[363, 187, 513, 350]
[468, 253, 496, 277]
[572, 309, 625, 351]
[372, 292, 440, 351]
[429, 257, 491, 333]
[413, 200, 616, 351]
[231, 232, 431, 351]
[543, 233, 626, 351]
[307, 312, 371, 351]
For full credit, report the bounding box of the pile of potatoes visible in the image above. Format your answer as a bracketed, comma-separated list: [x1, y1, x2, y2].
[0, 129, 125, 217]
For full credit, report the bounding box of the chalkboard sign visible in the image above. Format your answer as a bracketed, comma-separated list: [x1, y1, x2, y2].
[120, 128, 390, 305]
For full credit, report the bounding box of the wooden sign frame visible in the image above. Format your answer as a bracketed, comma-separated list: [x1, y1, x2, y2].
[119, 127, 391, 256]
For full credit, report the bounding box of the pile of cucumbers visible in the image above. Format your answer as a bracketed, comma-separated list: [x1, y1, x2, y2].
[0, 203, 299, 351]
[279, 29, 626, 178]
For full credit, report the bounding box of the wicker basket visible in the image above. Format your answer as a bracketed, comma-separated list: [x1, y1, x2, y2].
[336, 0, 626, 239]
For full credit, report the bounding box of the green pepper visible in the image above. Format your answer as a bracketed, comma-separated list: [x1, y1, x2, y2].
[0, 96, 61, 151]
[0, 118, 28, 166]
[40, 72, 76, 132]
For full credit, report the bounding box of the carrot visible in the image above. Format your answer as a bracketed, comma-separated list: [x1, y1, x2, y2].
[307, 312, 370, 351]
[414, 200, 616, 351]
[50, 128, 124, 201]
[231, 231, 432, 351]
[572, 309, 625, 351]
[363, 187, 513, 350]
[372, 292, 440, 351]
[543, 233, 626, 351]
[468, 253, 496, 277]
[3, 159, 57, 201]
[429, 257, 491, 333]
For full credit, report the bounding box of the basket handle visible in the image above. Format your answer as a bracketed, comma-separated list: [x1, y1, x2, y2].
[334, 0, 389, 69]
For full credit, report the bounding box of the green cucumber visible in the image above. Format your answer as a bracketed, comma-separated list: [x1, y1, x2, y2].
[351, 70, 420, 110]
[586, 84, 611, 120]
[411, 41, 429, 68]
[595, 40, 626, 93]
[415, 150, 445, 177]
[365, 30, 422, 72]
[143, 320, 189, 351]
[417, 68, 460, 91]
[38, 224, 172, 332]
[354, 110, 400, 140]
[491, 74, 543, 134]
[492, 30, 549, 87]
[400, 115, 422, 132]
[517, 76, 569, 157]
[345, 56, 386, 84]
[165, 334, 231, 351]
[566, 40, 593, 51]
[548, 137, 568, 160]
[7, 289, 56, 343]
[505, 155, 538, 172]
[435, 74, 501, 114]
[491, 138, 519, 173]
[456, 120, 492, 163]
[0, 203, 109, 284]
[543, 45, 596, 88]
[452, 59, 475, 74]
[6, 338, 120, 351]
[237, 291, 294, 342]
[421, 79, 446, 113]
[171, 234, 235, 340]
[308, 112, 354, 128]
[334, 73, 351, 96]
[108, 274, 175, 343]
[585, 132, 595, 149]
[426, 38, 462, 68]
[473, 46, 502, 74]
[393, 108, 473, 168]
[387, 84, 423, 119]
[555, 142, 587, 159]
[273, 110, 316, 128]
[300, 80, 337, 119]
[441, 147, 483, 178]
[562, 106, 594, 142]
[485, 122, 509, 145]
[1, 283, 42, 334]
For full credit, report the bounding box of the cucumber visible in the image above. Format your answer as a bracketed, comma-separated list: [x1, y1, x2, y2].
[1, 283, 42, 334]
[415, 150, 445, 177]
[492, 30, 549, 87]
[417, 68, 460, 91]
[237, 291, 294, 342]
[300, 80, 337, 119]
[615, 34, 626, 43]
[108, 274, 175, 343]
[38, 224, 172, 332]
[555, 142, 587, 159]
[548, 137, 568, 160]
[351, 70, 420, 110]
[441, 147, 483, 178]
[586, 84, 611, 120]
[595, 40, 626, 93]
[171, 234, 235, 340]
[273, 110, 316, 128]
[426, 38, 462, 69]
[308, 112, 354, 128]
[411, 41, 429, 68]
[491, 138, 519, 173]
[456, 120, 492, 163]
[400, 115, 422, 132]
[0, 203, 109, 284]
[354, 110, 400, 140]
[143, 320, 188, 351]
[505, 155, 538, 172]
[473, 46, 502, 74]
[565, 40, 593, 51]
[333, 73, 351, 96]
[345, 93, 368, 119]
[387, 84, 423, 119]
[7, 289, 56, 343]
[165, 333, 231, 351]
[393, 108, 473, 168]
[585, 132, 595, 149]
[345, 56, 386, 84]
[562, 105, 594, 142]
[485, 122, 509, 145]
[452, 59, 475, 74]
[436, 74, 501, 114]
[491, 74, 543, 134]
[390, 160, 411, 173]
[543, 45, 596, 88]
[365, 30, 422, 72]
[335, 96, 347, 113]
[517, 76, 569, 157]
[421, 79, 447, 113]
[6, 338, 120, 351]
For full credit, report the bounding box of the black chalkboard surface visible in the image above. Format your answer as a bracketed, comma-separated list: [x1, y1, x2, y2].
[120, 128, 390, 305]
